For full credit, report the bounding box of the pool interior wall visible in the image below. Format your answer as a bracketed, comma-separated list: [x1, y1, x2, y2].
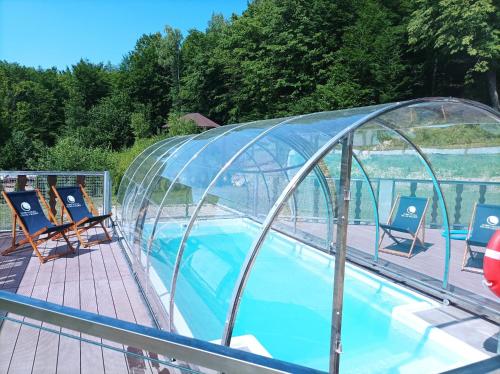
[141, 218, 488, 373]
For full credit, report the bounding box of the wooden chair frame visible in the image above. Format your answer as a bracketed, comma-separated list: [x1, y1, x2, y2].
[461, 203, 483, 273]
[1, 189, 75, 264]
[378, 194, 429, 258]
[51, 185, 112, 248]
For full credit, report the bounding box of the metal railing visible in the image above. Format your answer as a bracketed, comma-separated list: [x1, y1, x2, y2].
[299, 177, 500, 228]
[0, 290, 323, 374]
[0, 171, 112, 231]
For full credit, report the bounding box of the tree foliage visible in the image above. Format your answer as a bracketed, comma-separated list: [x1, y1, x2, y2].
[85, 93, 134, 149]
[118, 33, 171, 129]
[408, 0, 499, 109]
[0, 0, 498, 180]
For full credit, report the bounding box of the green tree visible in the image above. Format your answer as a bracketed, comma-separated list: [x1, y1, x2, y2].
[408, 0, 499, 110]
[68, 59, 111, 109]
[12, 80, 59, 145]
[31, 136, 113, 171]
[0, 130, 44, 169]
[292, 65, 371, 113]
[119, 33, 171, 129]
[337, 0, 412, 103]
[86, 93, 133, 149]
[131, 104, 154, 139]
[63, 88, 88, 133]
[198, 0, 357, 121]
[158, 26, 183, 111]
[180, 15, 230, 123]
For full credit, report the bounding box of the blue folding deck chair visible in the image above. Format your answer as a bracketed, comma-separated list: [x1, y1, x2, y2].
[52, 185, 112, 247]
[1, 190, 75, 263]
[462, 203, 500, 273]
[379, 195, 429, 258]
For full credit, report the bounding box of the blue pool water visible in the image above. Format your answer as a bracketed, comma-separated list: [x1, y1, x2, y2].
[147, 219, 482, 373]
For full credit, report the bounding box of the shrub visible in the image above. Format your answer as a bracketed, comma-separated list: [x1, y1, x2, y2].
[30, 136, 113, 171]
[165, 113, 199, 136]
[110, 135, 169, 191]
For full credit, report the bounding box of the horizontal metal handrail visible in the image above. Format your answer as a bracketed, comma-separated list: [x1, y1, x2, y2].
[0, 291, 324, 374]
[325, 176, 500, 186]
[0, 170, 107, 176]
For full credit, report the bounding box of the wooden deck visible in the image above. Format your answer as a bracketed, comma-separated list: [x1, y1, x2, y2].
[0, 227, 172, 374]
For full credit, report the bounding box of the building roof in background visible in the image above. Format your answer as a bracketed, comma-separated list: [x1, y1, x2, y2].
[163, 113, 220, 129]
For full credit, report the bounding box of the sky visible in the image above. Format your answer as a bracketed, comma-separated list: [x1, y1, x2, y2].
[0, 0, 249, 70]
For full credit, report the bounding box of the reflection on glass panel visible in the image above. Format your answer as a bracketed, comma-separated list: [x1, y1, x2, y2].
[349, 124, 448, 288]
[272, 156, 340, 250]
[232, 147, 481, 373]
[169, 106, 388, 342]
[146, 120, 284, 315]
[136, 127, 237, 246]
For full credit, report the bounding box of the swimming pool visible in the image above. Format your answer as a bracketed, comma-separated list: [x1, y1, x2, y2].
[145, 218, 487, 373]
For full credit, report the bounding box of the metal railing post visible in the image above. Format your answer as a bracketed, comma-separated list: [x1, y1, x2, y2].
[103, 170, 112, 227]
[329, 133, 354, 374]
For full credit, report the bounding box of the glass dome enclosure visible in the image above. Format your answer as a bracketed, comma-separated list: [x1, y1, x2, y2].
[116, 98, 500, 373]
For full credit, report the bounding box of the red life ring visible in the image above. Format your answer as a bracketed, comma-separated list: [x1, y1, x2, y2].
[483, 230, 500, 298]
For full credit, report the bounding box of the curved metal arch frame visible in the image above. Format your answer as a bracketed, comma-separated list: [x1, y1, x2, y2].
[166, 114, 309, 328]
[276, 135, 336, 248]
[230, 144, 292, 221]
[166, 127, 339, 329]
[121, 138, 180, 223]
[118, 137, 175, 225]
[247, 136, 336, 240]
[252, 143, 293, 216]
[219, 101, 404, 346]
[124, 137, 190, 236]
[220, 97, 500, 347]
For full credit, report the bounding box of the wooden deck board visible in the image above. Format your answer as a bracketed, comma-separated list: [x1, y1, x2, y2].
[79, 255, 105, 374]
[102, 234, 155, 374]
[32, 281, 64, 374]
[57, 279, 81, 374]
[91, 232, 129, 374]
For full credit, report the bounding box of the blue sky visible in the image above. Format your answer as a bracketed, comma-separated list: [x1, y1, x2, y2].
[0, 0, 248, 69]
